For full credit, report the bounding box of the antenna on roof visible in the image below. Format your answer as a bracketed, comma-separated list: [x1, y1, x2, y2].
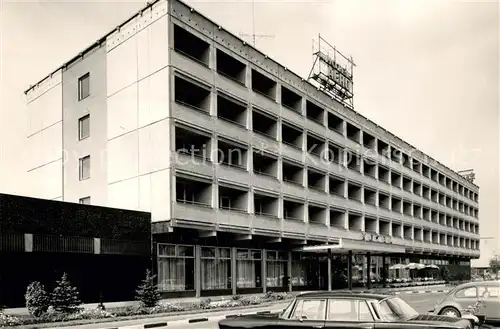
[239, 0, 274, 47]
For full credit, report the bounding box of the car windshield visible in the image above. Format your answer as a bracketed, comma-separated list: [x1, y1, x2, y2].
[377, 297, 419, 321]
[279, 299, 296, 319]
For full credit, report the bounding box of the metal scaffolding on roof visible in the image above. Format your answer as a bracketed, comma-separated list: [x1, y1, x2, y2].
[308, 34, 355, 109]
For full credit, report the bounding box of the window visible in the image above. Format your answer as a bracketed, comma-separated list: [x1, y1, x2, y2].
[79, 156, 90, 180]
[478, 285, 500, 298]
[78, 197, 90, 205]
[455, 287, 477, 298]
[78, 114, 90, 140]
[201, 247, 231, 291]
[78, 73, 90, 101]
[327, 299, 373, 321]
[291, 253, 307, 286]
[157, 244, 195, 292]
[266, 250, 288, 288]
[291, 299, 326, 321]
[236, 249, 262, 288]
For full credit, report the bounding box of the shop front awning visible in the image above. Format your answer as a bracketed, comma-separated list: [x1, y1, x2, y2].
[295, 237, 406, 254]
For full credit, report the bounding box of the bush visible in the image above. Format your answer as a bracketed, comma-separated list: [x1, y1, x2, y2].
[135, 269, 161, 308]
[50, 273, 82, 313]
[25, 281, 50, 317]
[65, 308, 116, 320]
[441, 266, 451, 283]
[0, 312, 21, 327]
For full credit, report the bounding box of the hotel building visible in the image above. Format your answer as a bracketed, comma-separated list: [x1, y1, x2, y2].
[25, 0, 480, 298]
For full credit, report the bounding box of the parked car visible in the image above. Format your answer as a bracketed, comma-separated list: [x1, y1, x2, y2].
[428, 280, 500, 323]
[218, 291, 477, 329]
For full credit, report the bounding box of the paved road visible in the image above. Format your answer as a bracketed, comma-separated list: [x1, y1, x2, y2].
[159, 293, 447, 329]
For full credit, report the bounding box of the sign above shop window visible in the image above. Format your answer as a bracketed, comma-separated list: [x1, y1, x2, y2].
[362, 233, 393, 244]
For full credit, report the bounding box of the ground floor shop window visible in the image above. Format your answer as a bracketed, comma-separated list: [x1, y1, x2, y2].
[236, 249, 262, 288]
[157, 244, 195, 292]
[266, 250, 288, 287]
[291, 253, 307, 286]
[201, 247, 231, 290]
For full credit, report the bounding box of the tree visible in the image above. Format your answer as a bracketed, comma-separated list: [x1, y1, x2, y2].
[50, 273, 82, 313]
[135, 269, 161, 308]
[489, 256, 500, 279]
[441, 266, 451, 282]
[25, 281, 49, 317]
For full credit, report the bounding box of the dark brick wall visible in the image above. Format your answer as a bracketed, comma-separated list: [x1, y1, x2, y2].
[0, 193, 151, 241]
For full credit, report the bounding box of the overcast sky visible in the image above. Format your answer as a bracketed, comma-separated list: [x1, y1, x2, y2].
[0, 0, 498, 266]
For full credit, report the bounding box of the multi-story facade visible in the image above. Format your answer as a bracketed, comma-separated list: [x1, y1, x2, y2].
[25, 0, 480, 298]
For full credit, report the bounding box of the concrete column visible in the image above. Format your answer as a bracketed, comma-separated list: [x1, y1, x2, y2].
[326, 207, 331, 227]
[327, 250, 332, 291]
[277, 158, 283, 181]
[287, 251, 292, 292]
[246, 106, 252, 131]
[94, 237, 101, 254]
[248, 188, 254, 214]
[304, 202, 309, 223]
[344, 212, 349, 230]
[212, 182, 219, 209]
[382, 255, 387, 288]
[210, 89, 217, 117]
[262, 249, 267, 293]
[341, 121, 347, 137]
[245, 65, 252, 89]
[231, 247, 237, 295]
[300, 98, 306, 116]
[366, 252, 372, 289]
[195, 245, 202, 297]
[347, 250, 353, 290]
[325, 174, 330, 195]
[24, 233, 33, 252]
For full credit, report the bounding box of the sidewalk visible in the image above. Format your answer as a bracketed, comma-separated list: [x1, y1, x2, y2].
[46, 303, 289, 329]
[3, 283, 448, 316]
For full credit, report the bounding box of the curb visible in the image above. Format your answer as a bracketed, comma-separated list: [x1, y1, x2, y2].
[117, 308, 280, 329]
[394, 289, 449, 295]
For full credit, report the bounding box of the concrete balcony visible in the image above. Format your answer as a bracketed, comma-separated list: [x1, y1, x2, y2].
[172, 102, 213, 128]
[252, 133, 279, 154]
[174, 153, 214, 177]
[253, 215, 281, 235]
[214, 120, 251, 145]
[251, 91, 277, 113]
[217, 209, 251, 232]
[281, 106, 305, 127]
[282, 181, 305, 198]
[282, 219, 307, 237]
[171, 51, 214, 85]
[216, 165, 250, 186]
[214, 72, 249, 102]
[307, 188, 329, 204]
[305, 119, 326, 135]
[253, 174, 281, 193]
[281, 143, 304, 163]
[173, 202, 216, 229]
[307, 223, 329, 241]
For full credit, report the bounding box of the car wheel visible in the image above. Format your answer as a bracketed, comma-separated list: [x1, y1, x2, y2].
[440, 307, 461, 318]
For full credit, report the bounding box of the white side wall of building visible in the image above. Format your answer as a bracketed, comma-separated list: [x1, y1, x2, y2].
[26, 71, 63, 200]
[105, 1, 171, 221]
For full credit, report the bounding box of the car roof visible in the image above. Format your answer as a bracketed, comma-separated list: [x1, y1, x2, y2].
[452, 280, 500, 289]
[297, 290, 391, 301]
[457, 280, 500, 288]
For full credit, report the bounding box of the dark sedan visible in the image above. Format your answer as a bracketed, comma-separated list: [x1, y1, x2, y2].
[219, 291, 475, 329]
